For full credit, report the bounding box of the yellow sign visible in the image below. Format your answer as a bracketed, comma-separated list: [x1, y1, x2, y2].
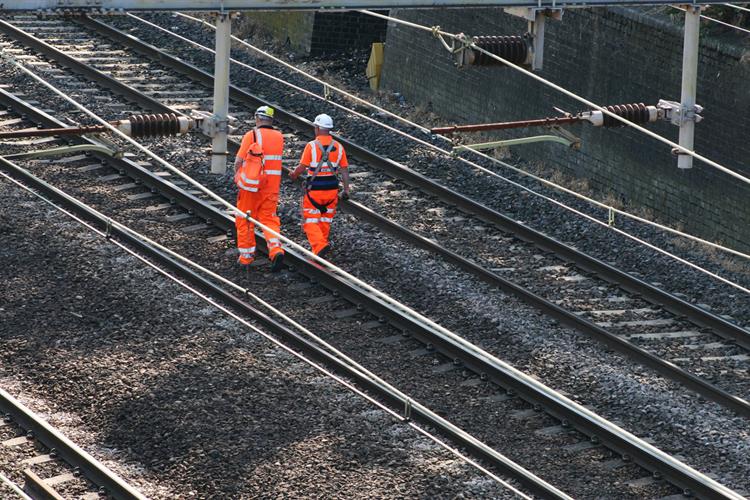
[366, 43, 384, 91]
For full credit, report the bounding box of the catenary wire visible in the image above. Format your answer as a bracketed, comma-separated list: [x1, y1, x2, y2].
[700, 15, 750, 34]
[358, 9, 750, 189]
[6, 20, 750, 305]
[0, 169, 535, 500]
[2, 50, 743, 496]
[170, 12, 433, 135]
[723, 3, 750, 13]
[4, 53, 721, 485]
[127, 15, 750, 292]
[162, 13, 750, 265]
[672, 5, 750, 35]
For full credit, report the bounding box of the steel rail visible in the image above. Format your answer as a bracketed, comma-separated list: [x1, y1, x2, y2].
[0, 22, 182, 119]
[7, 13, 743, 419]
[0, 156, 566, 500]
[342, 201, 750, 418]
[74, 15, 750, 354]
[0, 89, 743, 500]
[0, 472, 32, 500]
[0, 388, 146, 500]
[0, 11, 750, 424]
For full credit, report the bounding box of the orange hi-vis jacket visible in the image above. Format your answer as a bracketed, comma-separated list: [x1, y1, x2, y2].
[235, 126, 284, 194]
[299, 135, 349, 255]
[301, 135, 348, 191]
[234, 126, 285, 265]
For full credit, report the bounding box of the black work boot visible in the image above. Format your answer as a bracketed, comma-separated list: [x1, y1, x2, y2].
[270, 252, 285, 273]
[317, 245, 331, 259]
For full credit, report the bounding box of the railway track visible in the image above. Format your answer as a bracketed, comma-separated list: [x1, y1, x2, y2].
[1, 13, 747, 420]
[0, 387, 145, 499]
[0, 100, 729, 500]
[0, 21, 746, 498]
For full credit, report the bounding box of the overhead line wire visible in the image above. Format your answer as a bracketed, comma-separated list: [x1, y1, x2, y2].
[1, 51, 619, 444]
[147, 14, 750, 293]
[358, 9, 750, 189]
[168, 12, 750, 263]
[674, 5, 750, 35]
[0, 169, 534, 499]
[723, 3, 750, 13]
[700, 15, 750, 34]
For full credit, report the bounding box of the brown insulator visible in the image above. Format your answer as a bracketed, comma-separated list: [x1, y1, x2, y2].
[600, 103, 651, 127]
[471, 35, 529, 66]
[127, 113, 181, 138]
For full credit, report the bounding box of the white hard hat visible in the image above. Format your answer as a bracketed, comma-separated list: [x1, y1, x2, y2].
[255, 106, 274, 119]
[313, 113, 334, 130]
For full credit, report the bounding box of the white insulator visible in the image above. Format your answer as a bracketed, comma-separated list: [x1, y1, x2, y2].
[585, 111, 604, 127]
[115, 120, 132, 136]
[178, 116, 192, 134]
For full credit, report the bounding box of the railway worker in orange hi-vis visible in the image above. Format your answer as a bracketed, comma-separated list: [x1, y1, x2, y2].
[289, 113, 350, 258]
[234, 105, 285, 272]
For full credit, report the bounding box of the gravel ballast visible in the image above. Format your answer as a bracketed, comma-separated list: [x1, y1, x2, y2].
[0, 16, 748, 498]
[0, 178, 518, 499]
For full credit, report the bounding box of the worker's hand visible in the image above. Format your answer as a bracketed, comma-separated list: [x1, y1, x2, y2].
[289, 171, 298, 181]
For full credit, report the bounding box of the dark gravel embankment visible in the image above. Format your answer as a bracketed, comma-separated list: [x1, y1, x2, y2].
[0, 177, 515, 499]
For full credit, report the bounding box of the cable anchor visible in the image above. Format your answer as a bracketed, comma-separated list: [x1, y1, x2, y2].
[105, 218, 112, 240]
[608, 207, 615, 227]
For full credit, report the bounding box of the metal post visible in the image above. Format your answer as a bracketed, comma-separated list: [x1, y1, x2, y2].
[210, 12, 231, 174]
[678, 5, 700, 169]
[530, 12, 545, 71]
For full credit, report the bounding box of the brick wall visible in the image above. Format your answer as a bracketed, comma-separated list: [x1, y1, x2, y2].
[310, 11, 388, 55]
[240, 11, 316, 54]
[241, 11, 387, 55]
[380, 7, 750, 252]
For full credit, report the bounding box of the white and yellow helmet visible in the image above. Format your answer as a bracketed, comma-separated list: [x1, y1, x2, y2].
[255, 106, 275, 119]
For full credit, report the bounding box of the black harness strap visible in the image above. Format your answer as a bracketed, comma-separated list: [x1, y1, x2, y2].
[304, 141, 338, 213]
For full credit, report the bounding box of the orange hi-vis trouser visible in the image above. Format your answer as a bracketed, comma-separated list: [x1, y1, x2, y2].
[236, 189, 283, 265]
[302, 189, 338, 255]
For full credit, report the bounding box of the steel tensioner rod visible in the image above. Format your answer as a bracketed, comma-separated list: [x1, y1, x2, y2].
[431, 103, 660, 135]
[0, 113, 193, 139]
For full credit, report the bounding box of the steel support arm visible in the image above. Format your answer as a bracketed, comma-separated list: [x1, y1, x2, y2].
[0, 0, 738, 11]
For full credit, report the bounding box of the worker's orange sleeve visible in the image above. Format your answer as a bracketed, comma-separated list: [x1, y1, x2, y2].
[236, 131, 255, 160]
[338, 147, 349, 169]
[300, 143, 313, 166]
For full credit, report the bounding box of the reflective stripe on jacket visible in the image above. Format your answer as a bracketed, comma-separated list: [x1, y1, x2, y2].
[254, 126, 284, 194]
[235, 126, 284, 194]
[306, 139, 342, 190]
